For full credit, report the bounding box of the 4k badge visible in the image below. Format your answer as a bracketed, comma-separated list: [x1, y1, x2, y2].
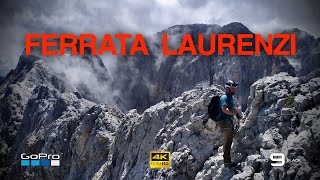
[150, 151, 171, 168]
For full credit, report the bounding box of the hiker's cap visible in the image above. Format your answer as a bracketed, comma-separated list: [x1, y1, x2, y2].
[225, 80, 239, 89]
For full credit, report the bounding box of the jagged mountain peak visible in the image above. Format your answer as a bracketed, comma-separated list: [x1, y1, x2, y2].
[281, 28, 315, 39]
[168, 23, 220, 29]
[221, 22, 253, 34]
[17, 37, 109, 79]
[158, 23, 222, 35]
[279, 28, 318, 49]
[159, 22, 253, 35]
[1, 41, 114, 114]
[277, 27, 320, 76]
[168, 23, 222, 31]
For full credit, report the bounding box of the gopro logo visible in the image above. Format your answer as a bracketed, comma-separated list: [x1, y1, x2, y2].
[20, 153, 60, 167]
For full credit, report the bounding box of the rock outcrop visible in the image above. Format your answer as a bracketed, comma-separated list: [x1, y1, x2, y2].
[103, 85, 225, 180]
[1, 67, 319, 179]
[102, 69, 320, 180]
[0, 44, 113, 178]
[3, 85, 124, 179]
[230, 70, 320, 179]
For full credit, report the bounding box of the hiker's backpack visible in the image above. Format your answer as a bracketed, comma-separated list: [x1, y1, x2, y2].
[208, 95, 221, 122]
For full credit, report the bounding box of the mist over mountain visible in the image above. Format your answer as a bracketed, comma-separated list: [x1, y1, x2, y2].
[279, 28, 320, 77]
[0, 22, 319, 179]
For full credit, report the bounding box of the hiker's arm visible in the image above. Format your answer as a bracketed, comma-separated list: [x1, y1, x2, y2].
[234, 98, 242, 121]
[222, 105, 238, 115]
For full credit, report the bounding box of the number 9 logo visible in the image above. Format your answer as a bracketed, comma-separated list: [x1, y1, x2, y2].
[270, 153, 285, 166]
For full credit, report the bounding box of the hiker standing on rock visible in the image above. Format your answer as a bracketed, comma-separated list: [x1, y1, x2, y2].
[217, 80, 242, 167]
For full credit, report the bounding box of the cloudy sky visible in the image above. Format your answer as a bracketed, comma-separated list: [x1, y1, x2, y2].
[0, 0, 319, 76]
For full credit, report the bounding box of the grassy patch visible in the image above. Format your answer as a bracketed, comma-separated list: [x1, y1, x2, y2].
[284, 95, 295, 108]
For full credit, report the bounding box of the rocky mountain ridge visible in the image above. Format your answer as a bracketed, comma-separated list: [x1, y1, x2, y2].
[1, 62, 319, 179]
